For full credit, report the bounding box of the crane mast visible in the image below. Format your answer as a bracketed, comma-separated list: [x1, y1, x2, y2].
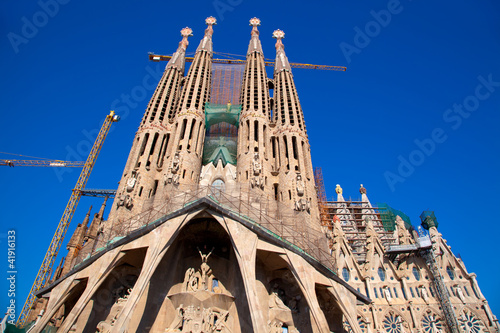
[16, 111, 120, 327]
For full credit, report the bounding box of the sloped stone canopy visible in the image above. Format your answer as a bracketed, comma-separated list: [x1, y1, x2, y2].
[33, 197, 369, 333]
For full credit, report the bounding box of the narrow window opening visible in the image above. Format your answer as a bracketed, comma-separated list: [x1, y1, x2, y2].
[146, 133, 159, 170]
[254, 120, 258, 142]
[138, 186, 143, 197]
[274, 184, 279, 201]
[288, 190, 291, 200]
[182, 169, 186, 179]
[292, 136, 298, 160]
[180, 119, 188, 140]
[187, 120, 195, 150]
[152, 180, 158, 196]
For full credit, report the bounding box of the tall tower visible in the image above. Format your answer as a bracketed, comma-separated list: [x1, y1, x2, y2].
[236, 18, 273, 197]
[271, 29, 319, 224]
[108, 27, 191, 224]
[168, 17, 216, 188]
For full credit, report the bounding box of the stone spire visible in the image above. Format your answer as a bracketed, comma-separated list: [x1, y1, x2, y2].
[169, 17, 216, 187]
[196, 16, 216, 53]
[85, 196, 108, 242]
[107, 26, 193, 226]
[272, 29, 292, 73]
[62, 205, 91, 274]
[271, 29, 318, 227]
[247, 17, 264, 55]
[237, 18, 273, 195]
[166, 27, 192, 73]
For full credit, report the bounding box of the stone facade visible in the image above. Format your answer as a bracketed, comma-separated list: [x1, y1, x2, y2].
[29, 17, 498, 333]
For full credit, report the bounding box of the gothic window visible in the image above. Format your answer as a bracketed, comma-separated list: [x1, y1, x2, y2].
[458, 309, 487, 333]
[421, 313, 444, 333]
[410, 287, 415, 298]
[382, 312, 404, 333]
[378, 267, 386, 281]
[374, 288, 378, 298]
[413, 267, 420, 281]
[464, 285, 470, 296]
[447, 266, 455, 280]
[212, 179, 225, 192]
[358, 317, 368, 333]
[393, 287, 399, 298]
[342, 267, 350, 282]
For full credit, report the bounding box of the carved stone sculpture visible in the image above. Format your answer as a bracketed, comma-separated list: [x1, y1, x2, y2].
[117, 195, 133, 210]
[171, 151, 181, 174]
[166, 305, 230, 333]
[296, 173, 304, 197]
[294, 198, 310, 212]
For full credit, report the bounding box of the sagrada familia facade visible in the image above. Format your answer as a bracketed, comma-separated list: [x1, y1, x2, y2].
[28, 17, 498, 333]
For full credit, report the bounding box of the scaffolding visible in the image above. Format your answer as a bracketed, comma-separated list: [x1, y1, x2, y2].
[321, 199, 397, 263]
[210, 63, 245, 105]
[377, 203, 412, 232]
[72, 183, 335, 274]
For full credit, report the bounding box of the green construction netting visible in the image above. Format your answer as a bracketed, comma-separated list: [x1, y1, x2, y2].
[202, 135, 238, 167]
[202, 103, 241, 167]
[377, 203, 412, 232]
[205, 103, 241, 127]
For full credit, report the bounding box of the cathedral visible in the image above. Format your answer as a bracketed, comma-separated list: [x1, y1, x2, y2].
[27, 17, 498, 333]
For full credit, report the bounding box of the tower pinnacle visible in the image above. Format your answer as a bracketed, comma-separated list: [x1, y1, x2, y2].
[247, 18, 263, 55]
[273, 29, 291, 73]
[166, 27, 192, 72]
[197, 16, 216, 53]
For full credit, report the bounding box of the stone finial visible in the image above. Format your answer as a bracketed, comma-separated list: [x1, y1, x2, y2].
[335, 184, 343, 194]
[250, 17, 260, 36]
[272, 29, 285, 50]
[205, 16, 217, 36]
[359, 184, 367, 194]
[181, 27, 193, 37]
[180, 27, 193, 47]
[272, 29, 285, 40]
[250, 17, 261, 27]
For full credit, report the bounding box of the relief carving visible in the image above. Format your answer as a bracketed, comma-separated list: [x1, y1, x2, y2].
[117, 194, 133, 210]
[251, 152, 264, 189]
[295, 173, 304, 197]
[96, 287, 132, 333]
[294, 198, 310, 213]
[166, 305, 230, 333]
[165, 151, 181, 186]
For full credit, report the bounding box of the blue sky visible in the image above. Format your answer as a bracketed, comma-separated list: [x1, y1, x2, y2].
[1, 0, 499, 321]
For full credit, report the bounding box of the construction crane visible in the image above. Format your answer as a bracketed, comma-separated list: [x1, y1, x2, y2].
[148, 53, 347, 72]
[0, 159, 85, 167]
[17, 111, 120, 327]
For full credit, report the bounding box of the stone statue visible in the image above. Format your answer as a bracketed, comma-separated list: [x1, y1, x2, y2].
[269, 292, 289, 310]
[296, 173, 304, 197]
[252, 152, 262, 176]
[171, 151, 181, 174]
[456, 286, 466, 303]
[421, 286, 430, 304]
[117, 195, 133, 210]
[335, 184, 342, 194]
[198, 247, 214, 290]
[294, 198, 310, 212]
[126, 176, 136, 192]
